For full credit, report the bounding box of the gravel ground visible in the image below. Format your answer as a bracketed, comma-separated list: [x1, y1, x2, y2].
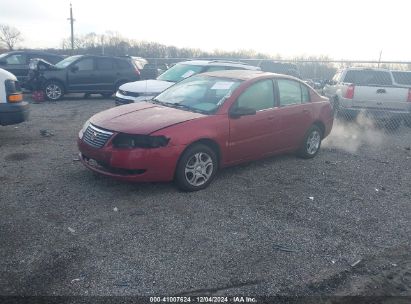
[0, 95, 410, 297]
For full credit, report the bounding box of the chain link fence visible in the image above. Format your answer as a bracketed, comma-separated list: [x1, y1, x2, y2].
[141, 58, 411, 133]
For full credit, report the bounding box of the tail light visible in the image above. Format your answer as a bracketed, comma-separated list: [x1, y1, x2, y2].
[5, 79, 23, 103]
[134, 66, 140, 77]
[344, 85, 355, 99]
[407, 89, 411, 102]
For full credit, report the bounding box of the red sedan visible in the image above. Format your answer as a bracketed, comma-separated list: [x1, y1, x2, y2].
[78, 70, 333, 191]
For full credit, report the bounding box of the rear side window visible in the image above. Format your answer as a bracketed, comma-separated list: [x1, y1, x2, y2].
[116, 59, 131, 69]
[277, 79, 303, 106]
[97, 58, 114, 70]
[5, 54, 27, 65]
[392, 72, 411, 85]
[301, 84, 310, 103]
[343, 70, 392, 86]
[237, 80, 275, 111]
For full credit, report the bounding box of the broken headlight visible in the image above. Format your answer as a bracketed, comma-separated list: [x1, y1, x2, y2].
[112, 134, 169, 149]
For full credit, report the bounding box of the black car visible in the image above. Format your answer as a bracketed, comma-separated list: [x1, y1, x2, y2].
[28, 55, 142, 101]
[0, 51, 64, 85]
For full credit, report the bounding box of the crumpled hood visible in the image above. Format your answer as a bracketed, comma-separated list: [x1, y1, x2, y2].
[119, 79, 174, 94]
[90, 102, 205, 134]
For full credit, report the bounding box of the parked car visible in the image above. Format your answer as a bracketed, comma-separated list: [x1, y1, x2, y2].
[0, 51, 63, 86]
[258, 61, 301, 78]
[114, 60, 260, 105]
[78, 70, 333, 191]
[27, 55, 143, 101]
[0, 68, 29, 126]
[323, 67, 411, 128]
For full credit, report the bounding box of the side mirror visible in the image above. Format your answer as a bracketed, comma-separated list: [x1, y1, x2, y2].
[0, 60, 7, 65]
[229, 106, 256, 118]
[70, 65, 79, 73]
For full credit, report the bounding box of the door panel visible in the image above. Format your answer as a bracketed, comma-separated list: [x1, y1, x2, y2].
[67, 58, 97, 91]
[276, 79, 313, 149]
[229, 109, 280, 162]
[95, 58, 117, 91]
[228, 79, 279, 163]
[277, 104, 312, 149]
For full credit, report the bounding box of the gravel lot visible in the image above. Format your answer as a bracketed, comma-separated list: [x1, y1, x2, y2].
[1, 95, 410, 297]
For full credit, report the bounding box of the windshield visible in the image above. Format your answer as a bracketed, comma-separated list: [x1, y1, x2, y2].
[55, 55, 82, 68]
[0, 53, 7, 60]
[153, 75, 242, 114]
[157, 63, 204, 82]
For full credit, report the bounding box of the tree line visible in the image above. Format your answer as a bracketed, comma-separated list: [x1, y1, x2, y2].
[1, 25, 410, 79]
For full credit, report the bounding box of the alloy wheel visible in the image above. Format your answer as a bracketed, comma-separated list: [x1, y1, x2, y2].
[184, 152, 214, 187]
[306, 130, 321, 155]
[46, 84, 62, 100]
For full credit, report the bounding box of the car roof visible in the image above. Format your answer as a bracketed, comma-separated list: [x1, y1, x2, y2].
[342, 67, 391, 72]
[178, 59, 260, 70]
[199, 70, 297, 81]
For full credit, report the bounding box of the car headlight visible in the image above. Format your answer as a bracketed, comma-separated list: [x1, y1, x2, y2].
[112, 134, 169, 149]
[79, 120, 90, 139]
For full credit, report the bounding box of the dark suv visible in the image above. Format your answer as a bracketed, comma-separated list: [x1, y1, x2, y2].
[28, 55, 142, 101]
[0, 51, 63, 85]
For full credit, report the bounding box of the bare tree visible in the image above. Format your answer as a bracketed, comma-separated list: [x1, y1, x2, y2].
[0, 24, 23, 50]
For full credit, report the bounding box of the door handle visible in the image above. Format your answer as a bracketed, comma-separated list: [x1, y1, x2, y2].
[302, 109, 310, 113]
[268, 116, 275, 120]
[376, 89, 386, 94]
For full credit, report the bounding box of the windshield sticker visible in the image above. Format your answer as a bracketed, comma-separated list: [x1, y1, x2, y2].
[211, 82, 235, 90]
[181, 70, 196, 78]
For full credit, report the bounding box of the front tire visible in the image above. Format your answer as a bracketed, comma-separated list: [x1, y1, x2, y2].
[298, 125, 322, 159]
[175, 144, 218, 192]
[44, 81, 64, 101]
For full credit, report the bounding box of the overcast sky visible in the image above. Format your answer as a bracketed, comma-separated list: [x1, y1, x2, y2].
[0, 0, 410, 60]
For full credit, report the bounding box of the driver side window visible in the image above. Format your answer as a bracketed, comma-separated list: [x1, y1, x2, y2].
[73, 58, 94, 71]
[236, 79, 275, 111]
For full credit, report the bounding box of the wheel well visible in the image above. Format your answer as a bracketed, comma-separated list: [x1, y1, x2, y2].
[44, 79, 65, 92]
[313, 121, 325, 138]
[186, 139, 221, 163]
[115, 80, 129, 91]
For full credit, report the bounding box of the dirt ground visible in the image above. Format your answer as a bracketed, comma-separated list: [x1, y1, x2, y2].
[0, 95, 410, 301]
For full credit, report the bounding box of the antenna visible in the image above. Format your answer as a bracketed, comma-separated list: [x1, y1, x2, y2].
[67, 3, 75, 54]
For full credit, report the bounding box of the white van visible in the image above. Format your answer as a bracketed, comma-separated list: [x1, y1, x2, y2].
[0, 68, 29, 126]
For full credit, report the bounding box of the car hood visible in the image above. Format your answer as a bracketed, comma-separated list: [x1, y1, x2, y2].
[90, 102, 205, 134]
[119, 79, 174, 94]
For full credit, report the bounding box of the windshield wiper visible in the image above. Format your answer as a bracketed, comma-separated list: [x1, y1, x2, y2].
[150, 98, 170, 106]
[170, 103, 207, 114]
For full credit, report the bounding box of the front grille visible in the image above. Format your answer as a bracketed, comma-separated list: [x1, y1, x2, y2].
[119, 90, 140, 98]
[83, 124, 113, 148]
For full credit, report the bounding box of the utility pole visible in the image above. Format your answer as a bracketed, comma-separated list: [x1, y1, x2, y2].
[378, 50, 383, 68]
[67, 3, 75, 54]
[101, 34, 105, 55]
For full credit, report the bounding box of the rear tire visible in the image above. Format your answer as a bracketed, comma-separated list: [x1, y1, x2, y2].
[297, 125, 322, 159]
[44, 81, 64, 101]
[175, 144, 218, 192]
